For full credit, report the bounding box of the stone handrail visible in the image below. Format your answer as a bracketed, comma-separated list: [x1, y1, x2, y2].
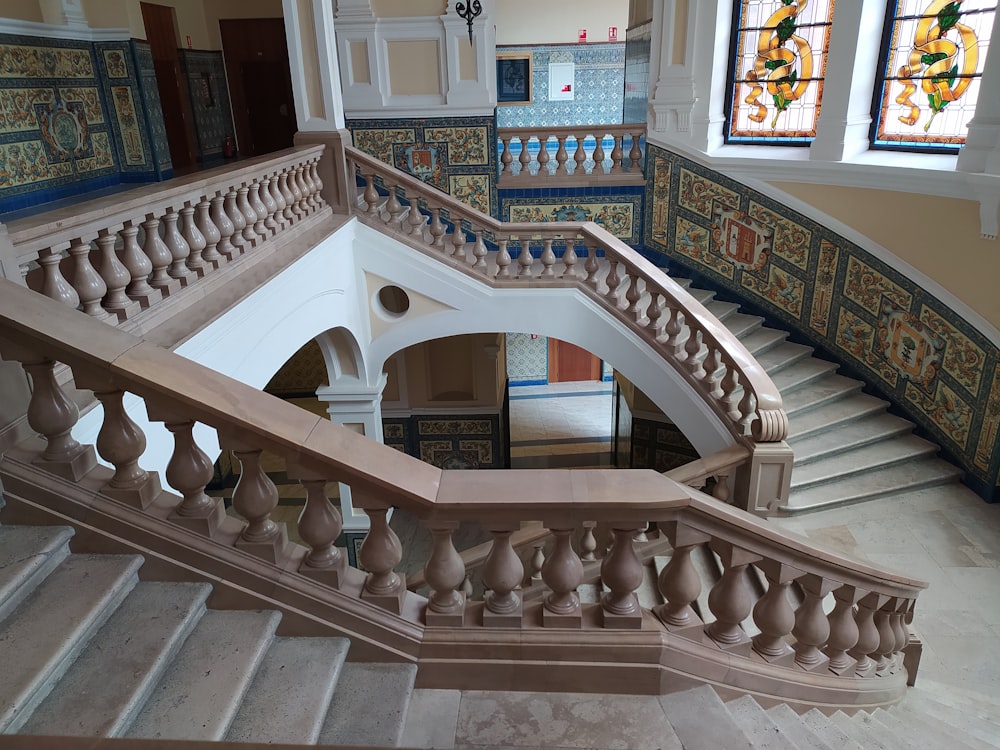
[0, 278, 925, 704]
[0, 145, 329, 328]
[346, 144, 788, 447]
[497, 124, 645, 185]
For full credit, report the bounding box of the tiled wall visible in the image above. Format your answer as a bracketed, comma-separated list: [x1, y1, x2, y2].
[130, 42, 171, 178]
[623, 22, 651, 125]
[496, 43, 625, 129]
[180, 49, 235, 164]
[383, 414, 506, 469]
[506, 332, 548, 385]
[347, 115, 497, 216]
[500, 184, 644, 245]
[629, 415, 699, 472]
[643, 143, 1000, 499]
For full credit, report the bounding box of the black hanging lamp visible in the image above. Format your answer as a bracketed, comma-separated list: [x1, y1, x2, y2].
[455, 1, 482, 45]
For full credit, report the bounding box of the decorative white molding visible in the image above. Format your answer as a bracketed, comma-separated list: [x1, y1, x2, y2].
[0, 17, 129, 41]
[283, 0, 347, 132]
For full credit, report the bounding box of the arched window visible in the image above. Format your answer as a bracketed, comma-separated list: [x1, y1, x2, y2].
[871, 0, 997, 151]
[725, 0, 836, 144]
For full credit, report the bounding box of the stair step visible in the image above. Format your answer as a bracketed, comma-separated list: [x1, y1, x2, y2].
[790, 413, 914, 465]
[20, 582, 212, 737]
[784, 458, 963, 513]
[765, 704, 835, 750]
[887, 704, 994, 750]
[800, 709, 865, 750]
[782, 374, 864, 416]
[902, 687, 1000, 748]
[737, 327, 789, 358]
[658, 686, 752, 749]
[791, 434, 940, 489]
[913, 678, 1000, 722]
[725, 695, 797, 750]
[830, 710, 896, 750]
[722, 312, 766, 340]
[0, 554, 143, 732]
[753, 341, 814, 375]
[769, 358, 839, 393]
[0, 524, 73, 625]
[125, 609, 281, 741]
[318, 662, 417, 747]
[704, 299, 741, 321]
[787, 392, 890, 440]
[226, 636, 351, 745]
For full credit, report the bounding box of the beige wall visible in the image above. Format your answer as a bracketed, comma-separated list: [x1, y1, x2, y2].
[371, 0, 445, 17]
[496, 0, 629, 45]
[770, 182, 1000, 328]
[0, 0, 44, 22]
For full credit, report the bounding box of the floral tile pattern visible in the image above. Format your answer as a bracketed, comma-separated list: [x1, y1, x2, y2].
[505, 197, 640, 242]
[180, 49, 235, 162]
[643, 143, 1000, 498]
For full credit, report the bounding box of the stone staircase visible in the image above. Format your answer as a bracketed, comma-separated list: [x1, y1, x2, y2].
[677, 279, 964, 513]
[0, 521, 416, 746]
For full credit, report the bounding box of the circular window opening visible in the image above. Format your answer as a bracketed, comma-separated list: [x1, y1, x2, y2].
[377, 285, 410, 317]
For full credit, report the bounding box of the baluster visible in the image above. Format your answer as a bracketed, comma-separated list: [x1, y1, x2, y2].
[280, 169, 297, 222]
[67, 237, 109, 319]
[663, 307, 684, 355]
[292, 165, 309, 216]
[528, 542, 545, 583]
[237, 184, 258, 245]
[703, 346, 724, 399]
[428, 206, 446, 247]
[231, 447, 286, 562]
[37, 247, 79, 309]
[541, 528, 583, 626]
[554, 135, 569, 176]
[610, 133, 624, 174]
[424, 522, 466, 625]
[248, 180, 269, 237]
[499, 137, 513, 175]
[653, 524, 710, 637]
[95, 229, 132, 318]
[645, 292, 663, 337]
[118, 221, 156, 306]
[142, 213, 175, 294]
[180, 203, 207, 278]
[518, 135, 532, 175]
[162, 208, 193, 287]
[483, 527, 524, 625]
[450, 221, 467, 258]
[572, 133, 587, 174]
[629, 131, 643, 169]
[539, 238, 556, 277]
[223, 188, 246, 254]
[580, 522, 597, 561]
[625, 273, 643, 320]
[561, 239, 578, 278]
[211, 191, 237, 262]
[385, 184, 403, 226]
[196, 196, 222, 271]
[874, 599, 897, 675]
[92, 389, 155, 506]
[300, 162, 317, 213]
[268, 173, 287, 230]
[584, 240, 600, 288]
[684, 328, 705, 379]
[601, 526, 643, 628]
[20, 358, 95, 479]
[537, 136, 551, 176]
[850, 592, 886, 677]
[359, 505, 406, 613]
[751, 561, 799, 664]
[517, 240, 534, 277]
[592, 133, 606, 175]
[792, 574, 835, 671]
[721, 364, 742, 421]
[296, 477, 345, 585]
[461, 573, 474, 598]
[890, 598, 908, 671]
[472, 230, 488, 271]
[406, 192, 426, 237]
[604, 259, 621, 306]
[825, 585, 864, 675]
[705, 542, 761, 653]
[310, 158, 325, 208]
[712, 471, 731, 503]
[160, 419, 226, 535]
[496, 239, 512, 278]
[737, 374, 757, 435]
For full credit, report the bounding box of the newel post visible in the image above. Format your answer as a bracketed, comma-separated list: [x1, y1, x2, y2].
[732, 441, 793, 515]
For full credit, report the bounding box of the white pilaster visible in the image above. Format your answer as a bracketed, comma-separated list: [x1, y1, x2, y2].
[39, 0, 87, 28]
[282, 0, 346, 132]
[648, 0, 698, 137]
[684, 0, 731, 152]
[958, 9, 1000, 176]
[315, 373, 388, 532]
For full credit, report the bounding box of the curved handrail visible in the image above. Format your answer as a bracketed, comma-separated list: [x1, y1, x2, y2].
[345, 144, 788, 443]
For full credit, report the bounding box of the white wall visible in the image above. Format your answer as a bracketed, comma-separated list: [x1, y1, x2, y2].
[495, 0, 629, 45]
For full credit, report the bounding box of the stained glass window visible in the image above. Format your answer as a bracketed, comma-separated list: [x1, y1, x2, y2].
[872, 0, 996, 151]
[726, 0, 836, 144]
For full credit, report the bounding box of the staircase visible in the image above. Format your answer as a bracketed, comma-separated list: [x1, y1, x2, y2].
[0, 521, 416, 747]
[678, 279, 964, 513]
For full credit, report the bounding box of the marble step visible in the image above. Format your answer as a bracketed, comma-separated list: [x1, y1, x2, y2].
[703, 299, 741, 322]
[800, 709, 866, 750]
[782, 459, 963, 513]
[0, 554, 143, 732]
[901, 686, 1000, 748]
[125, 609, 281, 741]
[790, 412, 914, 465]
[790, 434, 940, 490]
[722, 311, 766, 340]
[226, 636, 351, 745]
[782, 374, 864, 416]
[765, 703, 835, 750]
[880, 704, 992, 750]
[911, 678, 1000, 722]
[0, 524, 73, 625]
[736, 324, 786, 355]
[786, 392, 891, 441]
[725, 695, 797, 750]
[318, 662, 418, 748]
[754, 341, 815, 376]
[829, 710, 897, 750]
[659, 686, 753, 749]
[769, 358, 840, 394]
[20, 582, 212, 738]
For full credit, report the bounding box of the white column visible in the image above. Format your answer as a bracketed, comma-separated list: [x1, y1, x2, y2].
[810, 0, 885, 161]
[958, 9, 1000, 176]
[39, 0, 87, 27]
[648, 0, 698, 137]
[685, 0, 731, 152]
[282, 0, 346, 132]
[315, 373, 388, 532]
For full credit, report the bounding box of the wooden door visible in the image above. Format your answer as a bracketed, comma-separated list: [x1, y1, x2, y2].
[548, 338, 602, 383]
[141, 2, 197, 169]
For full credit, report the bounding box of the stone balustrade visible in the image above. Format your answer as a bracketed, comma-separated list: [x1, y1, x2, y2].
[0, 278, 925, 705]
[497, 125, 645, 186]
[0, 145, 329, 326]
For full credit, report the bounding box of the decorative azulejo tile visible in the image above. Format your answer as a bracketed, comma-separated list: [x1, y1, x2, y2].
[179, 49, 235, 162]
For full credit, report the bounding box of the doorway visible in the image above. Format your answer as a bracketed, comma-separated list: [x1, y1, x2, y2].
[547, 338, 602, 382]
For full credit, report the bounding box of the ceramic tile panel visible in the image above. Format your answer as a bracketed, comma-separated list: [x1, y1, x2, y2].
[504, 195, 641, 243]
[348, 116, 497, 216]
[643, 143, 1000, 499]
[380, 414, 504, 469]
[506, 332, 548, 384]
[129, 41, 171, 174]
[95, 40, 160, 180]
[180, 49, 235, 163]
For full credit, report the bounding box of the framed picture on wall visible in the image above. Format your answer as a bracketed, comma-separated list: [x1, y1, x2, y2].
[496, 52, 532, 105]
